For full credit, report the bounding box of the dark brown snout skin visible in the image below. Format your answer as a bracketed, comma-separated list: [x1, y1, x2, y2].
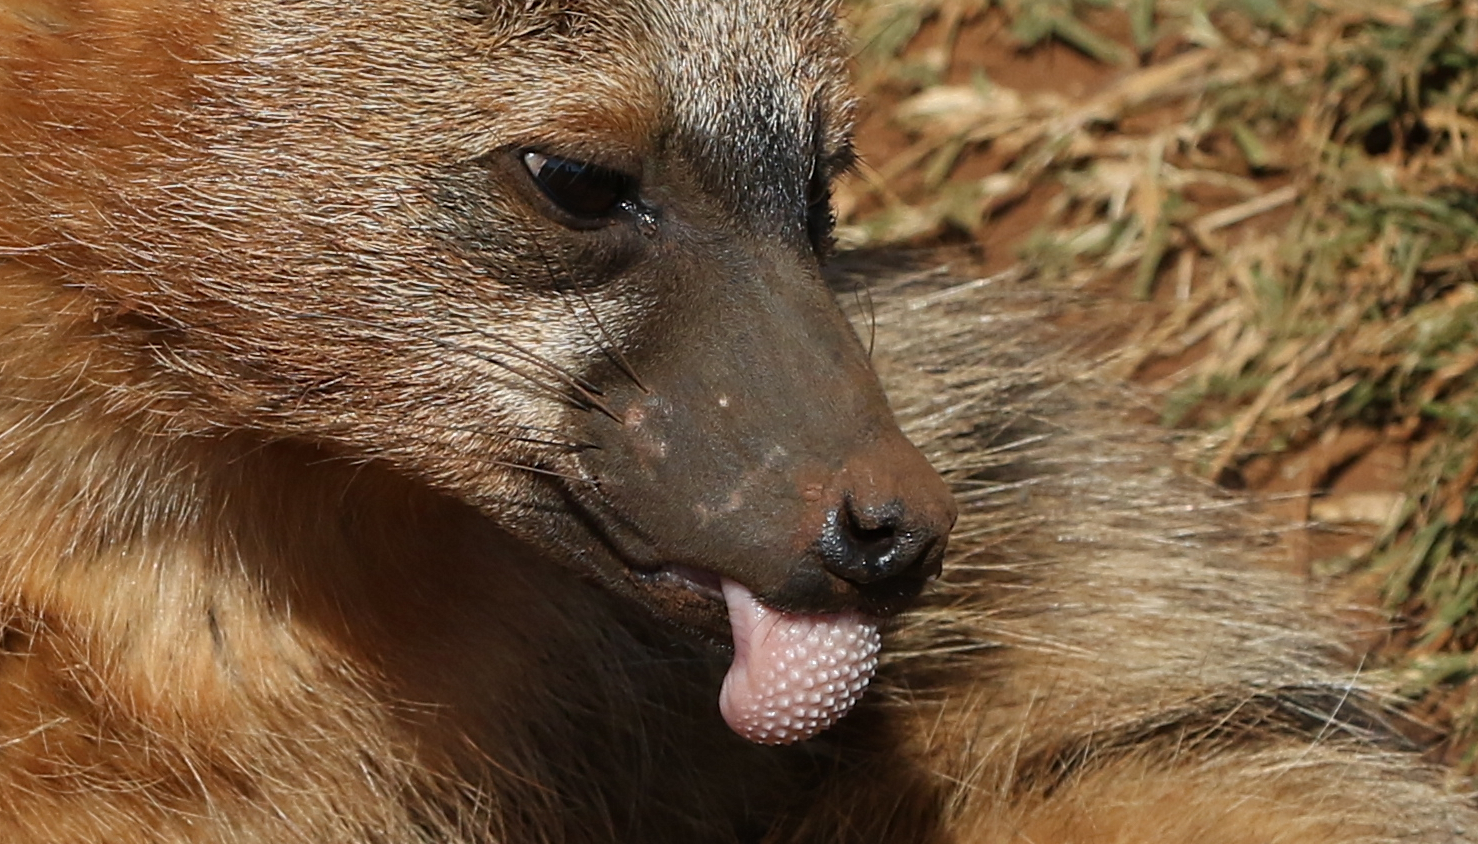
[566, 236, 957, 637]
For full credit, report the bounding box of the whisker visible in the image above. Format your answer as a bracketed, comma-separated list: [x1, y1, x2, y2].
[450, 323, 623, 422]
[377, 428, 599, 487]
[531, 237, 649, 393]
[278, 310, 611, 416]
[106, 290, 626, 421]
[442, 322, 623, 421]
[856, 278, 878, 359]
[132, 308, 591, 414]
[410, 418, 595, 453]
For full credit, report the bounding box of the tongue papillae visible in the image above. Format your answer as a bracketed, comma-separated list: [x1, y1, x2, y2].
[718, 578, 881, 745]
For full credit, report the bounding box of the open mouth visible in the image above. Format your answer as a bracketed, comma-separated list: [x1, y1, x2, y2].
[656, 564, 725, 601]
[623, 560, 883, 746]
[628, 563, 733, 643]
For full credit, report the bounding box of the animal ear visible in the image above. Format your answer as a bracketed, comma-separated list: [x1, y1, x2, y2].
[805, 131, 855, 259]
[806, 168, 838, 258]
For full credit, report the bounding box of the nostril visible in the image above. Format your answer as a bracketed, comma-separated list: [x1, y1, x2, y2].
[851, 522, 897, 567]
[845, 508, 900, 579]
[818, 498, 924, 586]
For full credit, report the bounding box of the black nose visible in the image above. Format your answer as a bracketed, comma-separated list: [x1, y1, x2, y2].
[817, 496, 945, 589]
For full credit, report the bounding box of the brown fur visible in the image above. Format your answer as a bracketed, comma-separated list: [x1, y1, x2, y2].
[0, 1, 1472, 842]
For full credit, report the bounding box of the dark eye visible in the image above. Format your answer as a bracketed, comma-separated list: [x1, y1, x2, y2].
[522, 151, 633, 220]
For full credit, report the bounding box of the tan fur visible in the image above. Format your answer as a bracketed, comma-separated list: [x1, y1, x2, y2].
[0, 1, 1472, 842]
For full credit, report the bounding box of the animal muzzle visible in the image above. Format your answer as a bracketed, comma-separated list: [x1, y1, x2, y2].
[563, 250, 956, 744]
[712, 431, 953, 744]
[572, 327, 955, 623]
[576, 398, 955, 745]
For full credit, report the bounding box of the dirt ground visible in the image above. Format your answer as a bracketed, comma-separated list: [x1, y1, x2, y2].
[845, 4, 1461, 758]
[850, 6, 1408, 553]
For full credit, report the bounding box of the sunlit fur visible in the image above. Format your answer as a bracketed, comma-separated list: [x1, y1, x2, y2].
[0, 1, 1472, 842]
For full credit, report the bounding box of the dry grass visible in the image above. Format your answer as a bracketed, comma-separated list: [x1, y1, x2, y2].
[841, 0, 1478, 771]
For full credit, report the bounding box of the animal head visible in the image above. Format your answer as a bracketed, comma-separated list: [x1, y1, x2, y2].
[0, 0, 955, 736]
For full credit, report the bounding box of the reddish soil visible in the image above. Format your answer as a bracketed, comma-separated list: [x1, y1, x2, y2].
[852, 6, 1416, 588]
[848, 0, 1478, 770]
[940, 7, 1128, 96]
[849, 8, 1141, 272]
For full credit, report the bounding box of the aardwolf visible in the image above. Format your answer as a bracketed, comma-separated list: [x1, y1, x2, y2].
[0, 1, 1468, 841]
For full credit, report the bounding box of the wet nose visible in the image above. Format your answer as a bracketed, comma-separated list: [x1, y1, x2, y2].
[818, 497, 945, 586]
[804, 434, 957, 617]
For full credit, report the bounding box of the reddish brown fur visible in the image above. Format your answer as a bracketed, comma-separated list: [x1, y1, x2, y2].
[0, 2, 1473, 842]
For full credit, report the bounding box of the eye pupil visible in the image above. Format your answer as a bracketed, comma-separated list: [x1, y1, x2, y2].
[522, 151, 630, 220]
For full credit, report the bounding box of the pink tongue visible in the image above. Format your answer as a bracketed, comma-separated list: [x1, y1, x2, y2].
[718, 578, 881, 745]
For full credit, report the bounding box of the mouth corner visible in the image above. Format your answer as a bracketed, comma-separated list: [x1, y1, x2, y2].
[626, 562, 734, 644]
[624, 555, 927, 644]
[658, 564, 725, 602]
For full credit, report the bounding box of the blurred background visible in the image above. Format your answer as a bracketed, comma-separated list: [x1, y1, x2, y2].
[838, 0, 1478, 774]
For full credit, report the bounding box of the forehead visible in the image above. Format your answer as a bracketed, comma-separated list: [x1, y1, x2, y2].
[645, 0, 847, 130]
[477, 0, 853, 218]
[652, 0, 852, 201]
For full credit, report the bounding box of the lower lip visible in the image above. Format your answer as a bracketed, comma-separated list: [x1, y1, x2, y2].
[629, 564, 732, 640]
[657, 564, 724, 600]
